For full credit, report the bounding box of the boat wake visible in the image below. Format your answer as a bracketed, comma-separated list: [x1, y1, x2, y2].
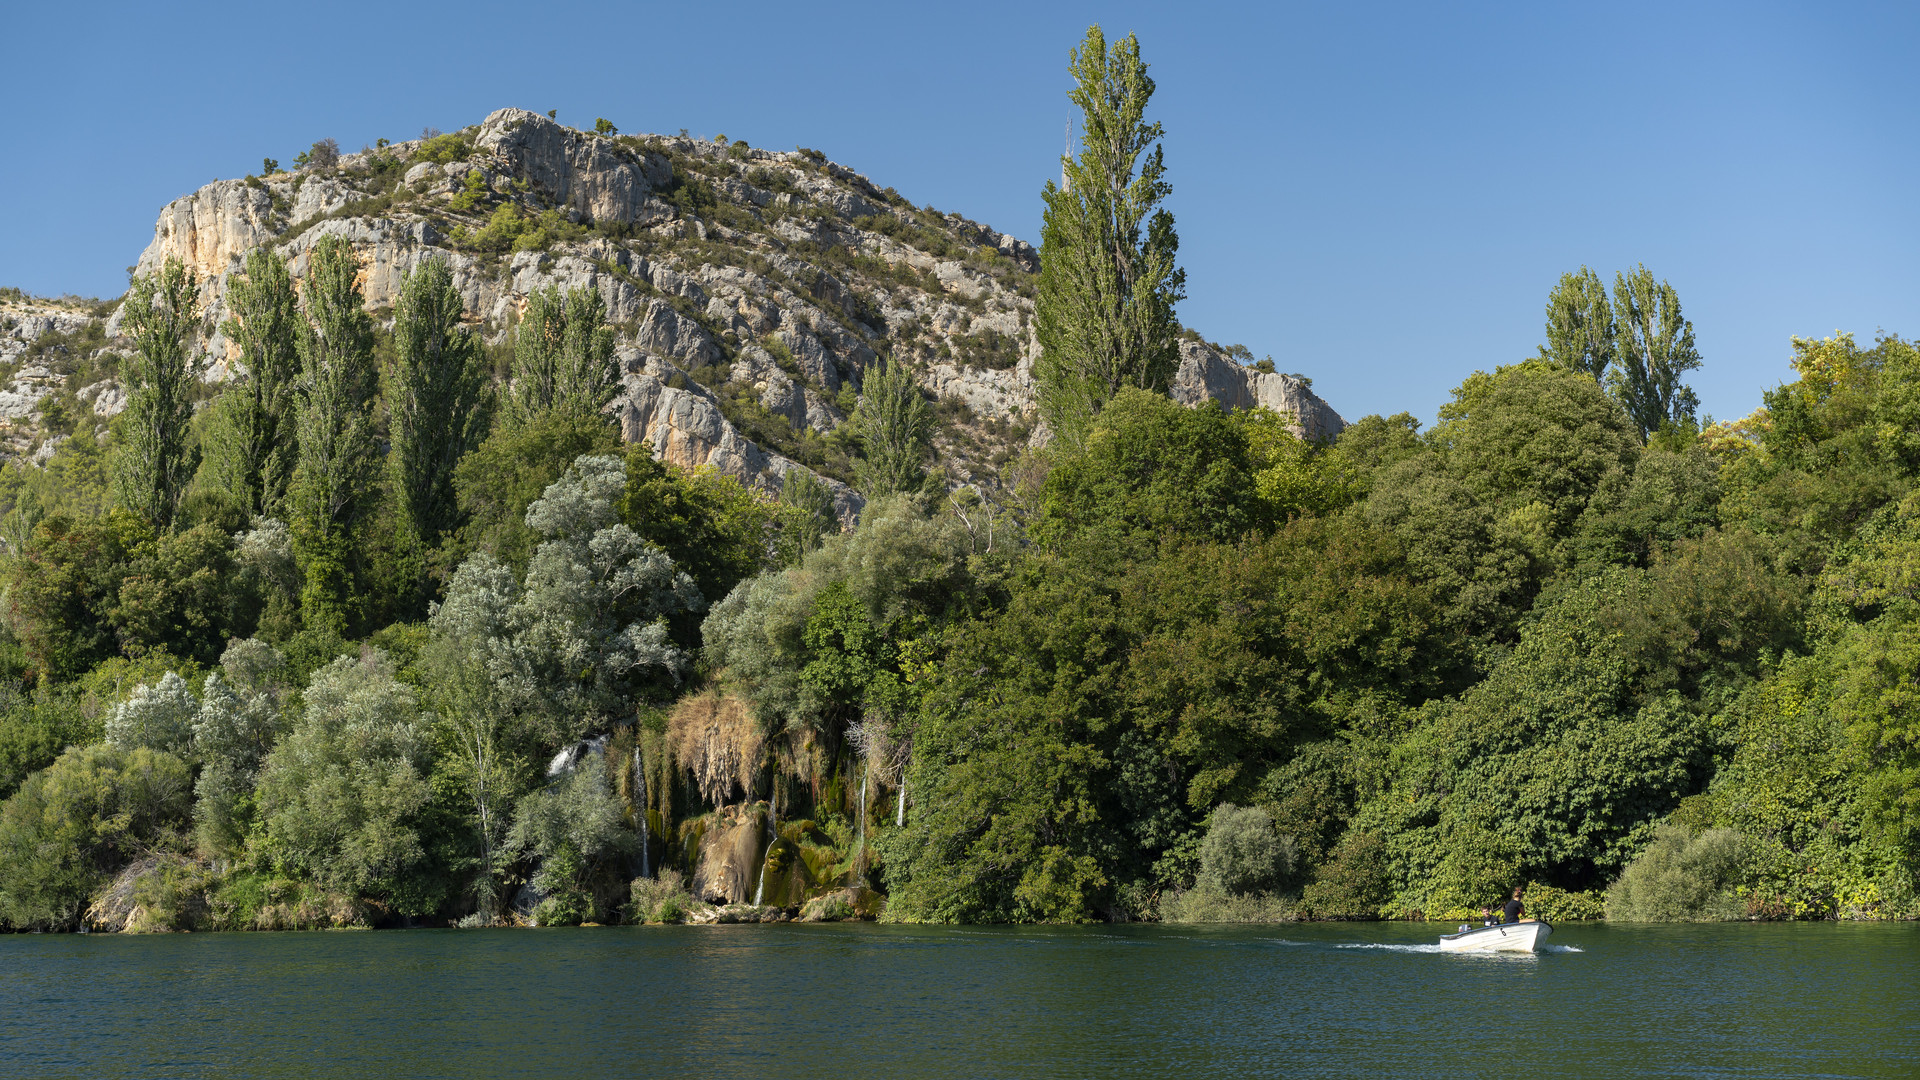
[1334, 942, 1446, 953]
[1541, 944, 1584, 953]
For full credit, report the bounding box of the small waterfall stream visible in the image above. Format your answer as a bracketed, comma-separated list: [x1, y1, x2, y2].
[855, 759, 869, 884]
[752, 787, 778, 907]
[634, 746, 650, 880]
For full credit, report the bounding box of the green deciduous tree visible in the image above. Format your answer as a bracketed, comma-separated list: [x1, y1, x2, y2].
[203, 248, 299, 518]
[389, 257, 487, 545]
[192, 638, 288, 854]
[290, 236, 380, 634]
[1611, 264, 1702, 439]
[1538, 265, 1617, 382]
[114, 257, 204, 528]
[851, 358, 933, 496]
[1034, 26, 1186, 446]
[436, 456, 704, 744]
[0, 744, 193, 929]
[507, 286, 618, 423]
[257, 650, 435, 904]
[1034, 387, 1264, 552]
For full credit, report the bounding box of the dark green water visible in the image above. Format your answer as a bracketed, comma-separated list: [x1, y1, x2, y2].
[1, 921, 1914, 1078]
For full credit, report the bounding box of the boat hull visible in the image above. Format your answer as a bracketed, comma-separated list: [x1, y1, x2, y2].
[1437, 919, 1552, 953]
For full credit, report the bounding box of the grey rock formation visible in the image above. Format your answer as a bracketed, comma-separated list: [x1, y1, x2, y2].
[477, 108, 674, 226]
[13, 106, 1349, 506]
[1169, 340, 1347, 441]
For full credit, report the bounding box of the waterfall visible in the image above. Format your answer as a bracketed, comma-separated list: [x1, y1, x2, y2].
[634, 746, 650, 880]
[753, 788, 778, 907]
[856, 759, 869, 884]
[896, 773, 907, 828]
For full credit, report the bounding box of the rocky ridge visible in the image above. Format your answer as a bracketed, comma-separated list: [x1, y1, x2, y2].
[8, 108, 1347, 514]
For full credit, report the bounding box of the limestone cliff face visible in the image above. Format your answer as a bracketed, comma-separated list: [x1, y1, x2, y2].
[29, 106, 1345, 511]
[1169, 340, 1346, 442]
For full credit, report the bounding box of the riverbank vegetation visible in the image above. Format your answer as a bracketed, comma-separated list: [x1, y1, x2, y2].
[3, 27, 1916, 932]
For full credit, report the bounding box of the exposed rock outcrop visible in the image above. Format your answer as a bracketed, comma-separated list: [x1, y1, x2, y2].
[12, 105, 1348, 505]
[1170, 340, 1347, 441]
[688, 803, 766, 906]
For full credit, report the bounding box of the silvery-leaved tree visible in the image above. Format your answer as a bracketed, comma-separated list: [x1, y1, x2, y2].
[1035, 25, 1186, 449]
[433, 454, 704, 745]
[192, 639, 289, 854]
[114, 257, 204, 528]
[256, 650, 434, 903]
[104, 671, 198, 758]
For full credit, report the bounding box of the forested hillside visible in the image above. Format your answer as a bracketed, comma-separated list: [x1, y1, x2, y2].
[1, 29, 1913, 932]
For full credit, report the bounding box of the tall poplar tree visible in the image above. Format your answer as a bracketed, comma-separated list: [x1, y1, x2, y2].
[1538, 266, 1616, 383]
[389, 257, 487, 545]
[290, 236, 379, 633]
[1611, 265, 1702, 439]
[1034, 25, 1186, 448]
[508, 286, 617, 424]
[852, 357, 933, 496]
[113, 257, 203, 528]
[203, 247, 299, 517]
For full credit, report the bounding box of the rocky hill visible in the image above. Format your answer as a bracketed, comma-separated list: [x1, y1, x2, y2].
[6, 107, 1346, 514]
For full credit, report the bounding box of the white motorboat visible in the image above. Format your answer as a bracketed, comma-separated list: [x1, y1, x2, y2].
[1438, 919, 1553, 953]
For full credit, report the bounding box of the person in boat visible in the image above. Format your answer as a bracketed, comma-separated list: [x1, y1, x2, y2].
[1501, 886, 1525, 924]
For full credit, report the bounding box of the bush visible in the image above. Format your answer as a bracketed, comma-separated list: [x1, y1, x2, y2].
[0, 744, 193, 929]
[509, 763, 636, 924]
[307, 138, 340, 170]
[104, 671, 197, 757]
[1520, 882, 1606, 922]
[1160, 888, 1294, 923]
[415, 132, 474, 164]
[1196, 803, 1293, 895]
[256, 651, 436, 906]
[630, 868, 695, 923]
[1607, 824, 1747, 921]
[1300, 830, 1393, 918]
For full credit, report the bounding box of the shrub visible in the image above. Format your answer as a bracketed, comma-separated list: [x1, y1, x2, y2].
[1159, 888, 1294, 923]
[0, 744, 193, 929]
[509, 763, 636, 924]
[307, 138, 340, 170]
[1522, 882, 1606, 922]
[449, 171, 491, 214]
[1300, 830, 1393, 918]
[415, 132, 473, 164]
[594, 118, 617, 136]
[256, 651, 436, 906]
[1606, 824, 1747, 921]
[1196, 803, 1293, 895]
[104, 671, 197, 757]
[630, 868, 695, 923]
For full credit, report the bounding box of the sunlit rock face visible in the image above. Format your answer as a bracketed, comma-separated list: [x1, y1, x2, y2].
[37, 106, 1348, 498]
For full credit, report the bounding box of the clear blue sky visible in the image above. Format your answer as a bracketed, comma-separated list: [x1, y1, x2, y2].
[3, 1, 1914, 426]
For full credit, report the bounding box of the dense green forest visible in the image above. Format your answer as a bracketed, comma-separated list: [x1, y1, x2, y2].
[4, 28, 1917, 932]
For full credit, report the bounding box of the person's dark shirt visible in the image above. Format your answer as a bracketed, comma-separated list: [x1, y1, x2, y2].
[1503, 898, 1523, 922]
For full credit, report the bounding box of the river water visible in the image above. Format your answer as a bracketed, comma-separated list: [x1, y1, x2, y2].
[1, 921, 1914, 1078]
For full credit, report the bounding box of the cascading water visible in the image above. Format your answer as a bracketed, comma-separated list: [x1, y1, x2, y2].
[855, 759, 869, 885]
[896, 774, 907, 828]
[753, 787, 778, 907]
[634, 746, 650, 880]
